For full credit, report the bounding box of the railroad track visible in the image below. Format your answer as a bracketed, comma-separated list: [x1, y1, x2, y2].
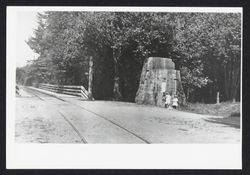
[22, 86, 151, 144]
[22, 87, 87, 143]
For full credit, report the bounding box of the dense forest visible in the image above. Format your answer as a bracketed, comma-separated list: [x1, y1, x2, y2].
[16, 12, 241, 103]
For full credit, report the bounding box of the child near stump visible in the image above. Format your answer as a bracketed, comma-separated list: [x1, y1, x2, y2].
[164, 92, 171, 109]
[172, 94, 178, 109]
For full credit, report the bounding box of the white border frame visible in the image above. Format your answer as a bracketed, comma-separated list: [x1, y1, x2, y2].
[7, 6, 242, 169]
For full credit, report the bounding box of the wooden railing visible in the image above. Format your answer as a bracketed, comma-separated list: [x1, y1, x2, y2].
[16, 85, 20, 95]
[39, 84, 90, 99]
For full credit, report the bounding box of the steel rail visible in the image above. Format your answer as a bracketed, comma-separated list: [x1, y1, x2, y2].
[22, 87, 88, 144]
[25, 87, 151, 144]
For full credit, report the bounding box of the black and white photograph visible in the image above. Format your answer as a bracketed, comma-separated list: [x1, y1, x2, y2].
[6, 6, 242, 169]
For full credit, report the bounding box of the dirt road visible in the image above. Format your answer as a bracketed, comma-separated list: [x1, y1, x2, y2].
[15, 86, 240, 143]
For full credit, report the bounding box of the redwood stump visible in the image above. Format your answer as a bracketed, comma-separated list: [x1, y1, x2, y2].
[135, 57, 186, 107]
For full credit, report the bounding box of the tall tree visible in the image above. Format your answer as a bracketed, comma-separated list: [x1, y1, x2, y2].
[25, 11, 241, 102]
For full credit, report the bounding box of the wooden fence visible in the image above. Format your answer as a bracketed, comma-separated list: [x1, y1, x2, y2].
[16, 85, 20, 95]
[39, 84, 90, 99]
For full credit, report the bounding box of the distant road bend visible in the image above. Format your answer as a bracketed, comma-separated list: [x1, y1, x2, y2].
[15, 86, 240, 144]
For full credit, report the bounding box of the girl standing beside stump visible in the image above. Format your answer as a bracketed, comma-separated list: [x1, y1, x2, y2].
[172, 94, 178, 109]
[164, 92, 171, 109]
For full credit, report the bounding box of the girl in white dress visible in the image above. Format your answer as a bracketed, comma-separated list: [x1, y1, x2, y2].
[172, 95, 178, 109]
[165, 92, 171, 109]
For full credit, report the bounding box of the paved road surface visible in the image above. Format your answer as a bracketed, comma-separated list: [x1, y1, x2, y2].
[15, 86, 240, 143]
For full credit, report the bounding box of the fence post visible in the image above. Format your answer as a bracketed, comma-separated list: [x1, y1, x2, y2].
[88, 56, 93, 99]
[216, 91, 220, 104]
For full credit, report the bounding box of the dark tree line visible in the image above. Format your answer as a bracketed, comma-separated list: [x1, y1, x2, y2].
[16, 12, 241, 103]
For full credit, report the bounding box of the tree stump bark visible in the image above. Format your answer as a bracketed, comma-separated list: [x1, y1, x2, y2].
[135, 57, 186, 107]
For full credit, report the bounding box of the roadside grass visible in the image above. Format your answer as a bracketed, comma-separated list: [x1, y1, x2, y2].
[180, 102, 240, 117]
[180, 102, 241, 128]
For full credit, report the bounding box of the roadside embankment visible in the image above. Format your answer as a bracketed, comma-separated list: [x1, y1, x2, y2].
[180, 102, 240, 128]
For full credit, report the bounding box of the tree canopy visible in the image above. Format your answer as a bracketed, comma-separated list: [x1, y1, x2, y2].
[17, 11, 241, 103]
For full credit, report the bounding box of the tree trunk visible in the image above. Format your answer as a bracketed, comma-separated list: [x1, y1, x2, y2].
[186, 87, 189, 102]
[113, 49, 122, 101]
[224, 64, 229, 100]
[88, 56, 93, 99]
[232, 55, 241, 102]
[224, 52, 240, 102]
[229, 57, 233, 100]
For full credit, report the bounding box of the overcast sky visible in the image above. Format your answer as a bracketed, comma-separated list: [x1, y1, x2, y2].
[16, 11, 40, 67]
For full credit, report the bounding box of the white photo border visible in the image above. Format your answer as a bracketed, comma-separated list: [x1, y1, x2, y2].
[6, 6, 242, 169]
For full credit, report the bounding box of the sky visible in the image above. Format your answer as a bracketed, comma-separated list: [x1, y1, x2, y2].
[16, 11, 40, 67]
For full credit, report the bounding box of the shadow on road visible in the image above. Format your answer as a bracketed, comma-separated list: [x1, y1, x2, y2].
[205, 117, 240, 129]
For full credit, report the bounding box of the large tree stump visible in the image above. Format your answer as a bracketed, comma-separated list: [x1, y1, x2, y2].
[135, 57, 186, 107]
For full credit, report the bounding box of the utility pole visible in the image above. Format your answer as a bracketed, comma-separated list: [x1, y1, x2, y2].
[88, 56, 93, 100]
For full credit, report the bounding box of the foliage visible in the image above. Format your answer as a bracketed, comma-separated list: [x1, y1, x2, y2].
[22, 12, 241, 102]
